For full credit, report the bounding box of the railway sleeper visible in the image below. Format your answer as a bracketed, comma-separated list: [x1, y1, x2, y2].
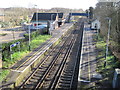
[64, 68, 73, 70]
[38, 70, 47, 73]
[42, 83, 51, 88]
[62, 73, 73, 76]
[40, 65, 49, 68]
[64, 67, 74, 70]
[63, 70, 73, 73]
[61, 73, 72, 76]
[29, 79, 39, 83]
[31, 76, 41, 80]
[59, 79, 72, 83]
[57, 86, 71, 89]
[24, 81, 38, 86]
[60, 78, 72, 81]
[35, 70, 45, 74]
[45, 78, 53, 81]
[34, 73, 43, 77]
[60, 75, 72, 78]
[65, 69, 74, 73]
[24, 85, 36, 89]
[27, 81, 38, 85]
[46, 75, 54, 80]
[58, 83, 71, 88]
[42, 62, 52, 65]
[38, 69, 47, 72]
[59, 80, 71, 84]
[57, 87, 71, 90]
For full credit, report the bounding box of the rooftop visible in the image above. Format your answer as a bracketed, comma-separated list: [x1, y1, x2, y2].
[31, 13, 63, 22]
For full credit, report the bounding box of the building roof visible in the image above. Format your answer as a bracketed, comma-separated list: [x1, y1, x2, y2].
[91, 19, 99, 22]
[31, 13, 63, 22]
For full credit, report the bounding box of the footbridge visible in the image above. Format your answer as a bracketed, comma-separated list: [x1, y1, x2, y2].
[66, 13, 88, 23]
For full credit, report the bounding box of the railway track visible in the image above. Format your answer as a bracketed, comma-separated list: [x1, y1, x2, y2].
[39, 28, 77, 89]
[55, 22, 84, 89]
[11, 24, 71, 71]
[18, 19, 84, 89]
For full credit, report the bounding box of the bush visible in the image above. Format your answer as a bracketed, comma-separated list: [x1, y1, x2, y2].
[24, 30, 40, 40]
[2, 34, 51, 68]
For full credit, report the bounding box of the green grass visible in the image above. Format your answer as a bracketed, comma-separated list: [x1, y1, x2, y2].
[95, 34, 118, 88]
[96, 41, 106, 50]
[3, 50, 29, 68]
[96, 35, 115, 69]
[0, 33, 7, 36]
[30, 35, 50, 50]
[3, 35, 51, 68]
[1, 34, 51, 82]
[0, 70, 10, 82]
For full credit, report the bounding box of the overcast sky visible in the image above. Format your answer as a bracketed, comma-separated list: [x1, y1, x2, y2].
[0, 0, 98, 10]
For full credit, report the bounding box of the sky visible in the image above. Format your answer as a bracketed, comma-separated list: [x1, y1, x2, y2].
[0, 0, 98, 10]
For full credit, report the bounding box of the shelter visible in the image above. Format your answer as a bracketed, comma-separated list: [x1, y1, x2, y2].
[90, 19, 101, 30]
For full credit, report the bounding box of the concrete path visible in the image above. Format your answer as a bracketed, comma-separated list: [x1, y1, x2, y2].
[78, 23, 99, 89]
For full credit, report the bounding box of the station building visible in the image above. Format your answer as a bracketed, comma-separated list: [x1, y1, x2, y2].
[31, 13, 65, 31]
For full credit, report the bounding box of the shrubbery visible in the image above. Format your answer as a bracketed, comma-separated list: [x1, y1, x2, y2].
[94, 2, 120, 59]
[2, 30, 51, 68]
[24, 30, 40, 40]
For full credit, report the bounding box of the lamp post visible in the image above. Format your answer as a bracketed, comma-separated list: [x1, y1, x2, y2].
[28, 10, 32, 51]
[28, 22, 31, 51]
[3, 9, 4, 23]
[51, 14, 54, 22]
[70, 10, 72, 21]
[34, 5, 38, 29]
[49, 14, 54, 35]
[104, 17, 111, 67]
[88, 10, 89, 19]
[87, 9, 90, 23]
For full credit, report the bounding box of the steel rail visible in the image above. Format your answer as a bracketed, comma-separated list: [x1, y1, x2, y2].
[19, 26, 73, 89]
[35, 30, 75, 89]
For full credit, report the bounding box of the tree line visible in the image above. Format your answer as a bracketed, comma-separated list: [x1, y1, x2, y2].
[94, 2, 120, 59]
[0, 7, 83, 28]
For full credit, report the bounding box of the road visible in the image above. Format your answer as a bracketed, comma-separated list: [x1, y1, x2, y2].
[0, 29, 26, 43]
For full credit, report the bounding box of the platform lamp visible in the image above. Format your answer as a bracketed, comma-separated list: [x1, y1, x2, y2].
[28, 17, 31, 51]
[51, 14, 54, 23]
[28, 7, 33, 51]
[49, 14, 54, 35]
[104, 17, 111, 67]
[34, 4, 38, 29]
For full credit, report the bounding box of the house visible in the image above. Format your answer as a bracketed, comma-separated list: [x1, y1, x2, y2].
[90, 19, 101, 30]
[31, 13, 64, 30]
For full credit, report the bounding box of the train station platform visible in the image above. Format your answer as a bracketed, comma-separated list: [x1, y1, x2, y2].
[1, 23, 73, 88]
[78, 23, 101, 88]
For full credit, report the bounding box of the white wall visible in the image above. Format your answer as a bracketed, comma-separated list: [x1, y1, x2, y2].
[91, 20, 100, 30]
